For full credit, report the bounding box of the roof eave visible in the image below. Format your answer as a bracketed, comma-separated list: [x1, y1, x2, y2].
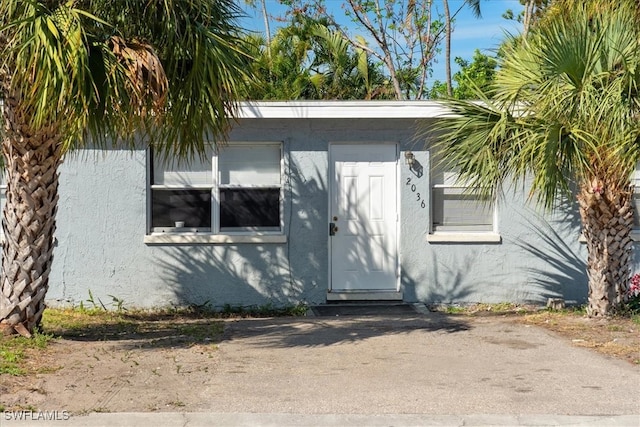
[237, 100, 451, 119]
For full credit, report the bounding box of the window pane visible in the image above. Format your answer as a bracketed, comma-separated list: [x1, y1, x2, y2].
[634, 193, 640, 228]
[153, 155, 212, 186]
[219, 146, 280, 186]
[432, 187, 493, 231]
[220, 188, 280, 229]
[152, 189, 211, 228]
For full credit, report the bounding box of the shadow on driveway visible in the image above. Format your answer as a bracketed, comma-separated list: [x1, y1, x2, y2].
[220, 310, 471, 348]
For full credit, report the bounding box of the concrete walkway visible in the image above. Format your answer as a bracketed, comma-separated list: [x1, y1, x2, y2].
[4, 412, 636, 426]
[5, 308, 640, 426]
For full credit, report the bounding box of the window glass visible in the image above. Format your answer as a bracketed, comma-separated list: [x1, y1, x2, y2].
[148, 144, 282, 234]
[633, 194, 640, 228]
[432, 187, 493, 231]
[633, 164, 640, 228]
[153, 156, 212, 186]
[431, 151, 493, 232]
[151, 189, 212, 229]
[220, 188, 280, 229]
[0, 175, 5, 235]
[219, 146, 280, 186]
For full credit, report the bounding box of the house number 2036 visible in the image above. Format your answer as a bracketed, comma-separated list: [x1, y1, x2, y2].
[406, 177, 426, 208]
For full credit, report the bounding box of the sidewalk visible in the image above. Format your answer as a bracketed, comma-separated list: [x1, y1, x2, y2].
[4, 412, 638, 426]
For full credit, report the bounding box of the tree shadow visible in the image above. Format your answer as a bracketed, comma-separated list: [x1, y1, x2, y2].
[510, 205, 588, 304]
[45, 309, 472, 350]
[216, 313, 472, 348]
[401, 248, 480, 304]
[149, 154, 330, 309]
[43, 314, 225, 350]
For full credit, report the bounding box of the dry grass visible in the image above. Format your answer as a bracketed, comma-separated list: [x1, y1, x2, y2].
[517, 310, 640, 365]
[437, 303, 640, 365]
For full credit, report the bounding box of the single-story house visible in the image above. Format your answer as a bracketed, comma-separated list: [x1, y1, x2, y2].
[15, 101, 640, 309]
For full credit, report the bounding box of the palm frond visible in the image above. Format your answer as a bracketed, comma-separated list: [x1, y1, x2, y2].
[0, 0, 256, 161]
[421, 1, 640, 211]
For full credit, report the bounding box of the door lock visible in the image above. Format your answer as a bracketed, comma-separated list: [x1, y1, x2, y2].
[329, 222, 339, 236]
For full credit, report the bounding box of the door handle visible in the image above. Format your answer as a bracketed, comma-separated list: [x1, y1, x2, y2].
[329, 222, 338, 236]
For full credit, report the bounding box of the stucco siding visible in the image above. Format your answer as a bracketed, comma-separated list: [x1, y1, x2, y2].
[43, 115, 595, 309]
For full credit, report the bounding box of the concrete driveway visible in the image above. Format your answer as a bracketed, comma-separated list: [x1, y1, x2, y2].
[6, 306, 640, 426]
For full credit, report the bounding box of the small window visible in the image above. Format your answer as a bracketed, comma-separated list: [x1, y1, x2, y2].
[633, 193, 640, 229]
[0, 175, 5, 235]
[432, 187, 493, 231]
[149, 143, 282, 234]
[152, 189, 212, 229]
[633, 166, 640, 229]
[431, 158, 494, 233]
[218, 145, 282, 232]
[151, 153, 213, 232]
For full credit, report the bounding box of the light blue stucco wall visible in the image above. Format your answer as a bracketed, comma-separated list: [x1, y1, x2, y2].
[47, 117, 594, 309]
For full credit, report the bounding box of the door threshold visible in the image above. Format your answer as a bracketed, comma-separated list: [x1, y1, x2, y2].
[326, 291, 403, 302]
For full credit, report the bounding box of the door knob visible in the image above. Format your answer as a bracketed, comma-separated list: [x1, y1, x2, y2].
[329, 222, 339, 236]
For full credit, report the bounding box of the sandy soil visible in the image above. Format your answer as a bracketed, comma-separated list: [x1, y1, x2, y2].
[1, 310, 638, 414]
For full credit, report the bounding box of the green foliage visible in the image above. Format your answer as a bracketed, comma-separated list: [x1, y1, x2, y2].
[0, 0, 256, 160]
[429, 49, 498, 99]
[241, 14, 392, 100]
[220, 302, 308, 317]
[0, 332, 53, 375]
[422, 1, 640, 316]
[423, 1, 640, 209]
[275, 0, 446, 99]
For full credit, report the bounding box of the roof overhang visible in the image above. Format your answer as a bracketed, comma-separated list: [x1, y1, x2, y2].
[237, 100, 450, 119]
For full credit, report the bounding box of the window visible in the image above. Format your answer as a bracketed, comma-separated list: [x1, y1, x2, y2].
[0, 175, 5, 237]
[633, 166, 640, 230]
[430, 157, 494, 234]
[149, 143, 282, 234]
[218, 145, 281, 231]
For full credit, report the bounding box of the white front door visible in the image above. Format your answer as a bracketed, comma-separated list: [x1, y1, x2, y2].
[329, 144, 398, 291]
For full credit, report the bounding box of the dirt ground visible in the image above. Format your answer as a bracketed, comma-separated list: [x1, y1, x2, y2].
[0, 307, 638, 414]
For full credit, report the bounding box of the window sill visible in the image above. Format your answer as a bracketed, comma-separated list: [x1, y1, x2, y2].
[144, 233, 287, 245]
[427, 232, 502, 243]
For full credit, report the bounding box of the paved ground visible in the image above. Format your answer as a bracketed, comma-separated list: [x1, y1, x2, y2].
[4, 306, 640, 426]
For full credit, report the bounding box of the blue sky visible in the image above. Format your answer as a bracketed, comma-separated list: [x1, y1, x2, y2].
[241, 0, 524, 83]
[438, 1, 523, 76]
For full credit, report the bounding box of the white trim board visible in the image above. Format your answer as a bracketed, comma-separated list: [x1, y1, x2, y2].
[238, 101, 451, 119]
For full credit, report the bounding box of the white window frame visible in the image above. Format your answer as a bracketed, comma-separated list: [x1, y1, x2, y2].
[213, 142, 284, 235]
[631, 165, 640, 241]
[145, 142, 286, 245]
[427, 156, 500, 243]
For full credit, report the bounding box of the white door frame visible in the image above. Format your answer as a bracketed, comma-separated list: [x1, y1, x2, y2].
[327, 142, 400, 293]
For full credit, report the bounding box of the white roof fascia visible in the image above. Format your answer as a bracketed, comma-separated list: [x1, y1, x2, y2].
[237, 100, 451, 119]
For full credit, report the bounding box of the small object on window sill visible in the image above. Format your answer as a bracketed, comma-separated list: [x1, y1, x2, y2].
[174, 221, 185, 228]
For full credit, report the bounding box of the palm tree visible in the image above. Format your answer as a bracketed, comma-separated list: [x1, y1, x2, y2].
[0, 0, 254, 336]
[242, 29, 322, 100]
[425, 1, 640, 316]
[442, 0, 481, 97]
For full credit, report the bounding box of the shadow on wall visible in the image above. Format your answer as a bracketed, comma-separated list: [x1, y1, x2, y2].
[402, 250, 487, 304]
[152, 150, 329, 309]
[512, 205, 587, 305]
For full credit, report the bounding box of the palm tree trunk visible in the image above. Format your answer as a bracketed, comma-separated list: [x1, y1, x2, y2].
[577, 179, 633, 316]
[443, 0, 453, 97]
[0, 93, 63, 337]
